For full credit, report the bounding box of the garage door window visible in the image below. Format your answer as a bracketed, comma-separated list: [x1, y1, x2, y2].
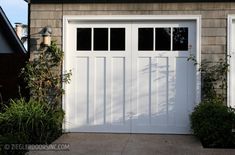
[110, 28, 125, 51]
[138, 28, 154, 51]
[77, 28, 126, 51]
[138, 27, 188, 51]
[94, 28, 108, 51]
[173, 28, 188, 51]
[155, 28, 171, 51]
[77, 28, 91, 51]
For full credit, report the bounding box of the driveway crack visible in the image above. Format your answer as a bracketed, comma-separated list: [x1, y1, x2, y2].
[121, 134, 132, 155]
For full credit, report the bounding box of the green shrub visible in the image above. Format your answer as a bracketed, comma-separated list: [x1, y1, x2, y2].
[191, 99, 235, 148]
[0, 98, 64, 154]
[21, 41, 71, 108]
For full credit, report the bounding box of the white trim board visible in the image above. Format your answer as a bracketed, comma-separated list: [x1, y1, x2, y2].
[228, 15, 235, 108]
[62, 15, 202, 132]
[64, 15, 201, 21]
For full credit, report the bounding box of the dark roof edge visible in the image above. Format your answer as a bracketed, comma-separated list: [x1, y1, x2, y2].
[0, 7, 27, 54]
[30, 0, 235, 4]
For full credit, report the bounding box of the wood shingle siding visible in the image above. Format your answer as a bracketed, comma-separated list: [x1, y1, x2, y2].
[29, 2, 232, 101]
[30, 3, 231, 58]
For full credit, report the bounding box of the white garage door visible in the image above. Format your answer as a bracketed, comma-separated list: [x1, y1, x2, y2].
[64, 19, 197, 134]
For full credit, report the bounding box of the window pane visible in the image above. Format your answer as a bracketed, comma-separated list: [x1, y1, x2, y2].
[138, 28, 153, 51]
[77, 28, 91, 51]
[173, 28, 188, 51]
[94, 28, 108, 51]
[110, 28, 125, 51]
[155, 28, 171, 51]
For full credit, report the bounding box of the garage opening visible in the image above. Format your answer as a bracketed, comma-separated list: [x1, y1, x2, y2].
[63, 17, 199, 134]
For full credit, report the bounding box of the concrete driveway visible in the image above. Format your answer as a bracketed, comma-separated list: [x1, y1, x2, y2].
[28, 133, 235, 155]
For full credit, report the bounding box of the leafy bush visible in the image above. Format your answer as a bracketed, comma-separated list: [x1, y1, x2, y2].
[191, 99, 235, 148]
[0, 41, 68, 154]
[20, 41, 71, 108]
[200, 59, 228, 102]
[189, 56, 235, 148]
[0, 99, 64, 153]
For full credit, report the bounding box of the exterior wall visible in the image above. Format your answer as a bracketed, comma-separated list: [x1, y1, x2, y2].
[0, 29, 14, 53]
[30, 2, 233, 98]
[0, 27, 26, 102]
[0, 54, 26, 102]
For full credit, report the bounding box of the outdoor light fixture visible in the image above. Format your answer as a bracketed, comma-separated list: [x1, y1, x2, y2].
[42, 26, 52, 46]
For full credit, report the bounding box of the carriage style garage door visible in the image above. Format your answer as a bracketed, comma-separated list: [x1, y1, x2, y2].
[64, 18, 197, 134]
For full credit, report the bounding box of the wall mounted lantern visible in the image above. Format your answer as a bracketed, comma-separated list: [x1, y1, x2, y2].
[42, 26, 52, 46]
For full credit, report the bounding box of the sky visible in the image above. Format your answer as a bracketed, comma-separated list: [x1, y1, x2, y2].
[0, 0, 28, 26]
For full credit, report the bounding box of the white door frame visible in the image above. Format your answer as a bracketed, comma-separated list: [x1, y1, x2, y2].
[228, 15, 235, 108]
[62, 15, 202, 132]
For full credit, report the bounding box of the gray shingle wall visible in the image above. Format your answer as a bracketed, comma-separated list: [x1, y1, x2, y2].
[30, 3, 234, 56]
[30, 3, 233, 100]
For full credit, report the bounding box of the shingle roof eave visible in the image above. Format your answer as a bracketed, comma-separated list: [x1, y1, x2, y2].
[0, 7, 27, 54]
